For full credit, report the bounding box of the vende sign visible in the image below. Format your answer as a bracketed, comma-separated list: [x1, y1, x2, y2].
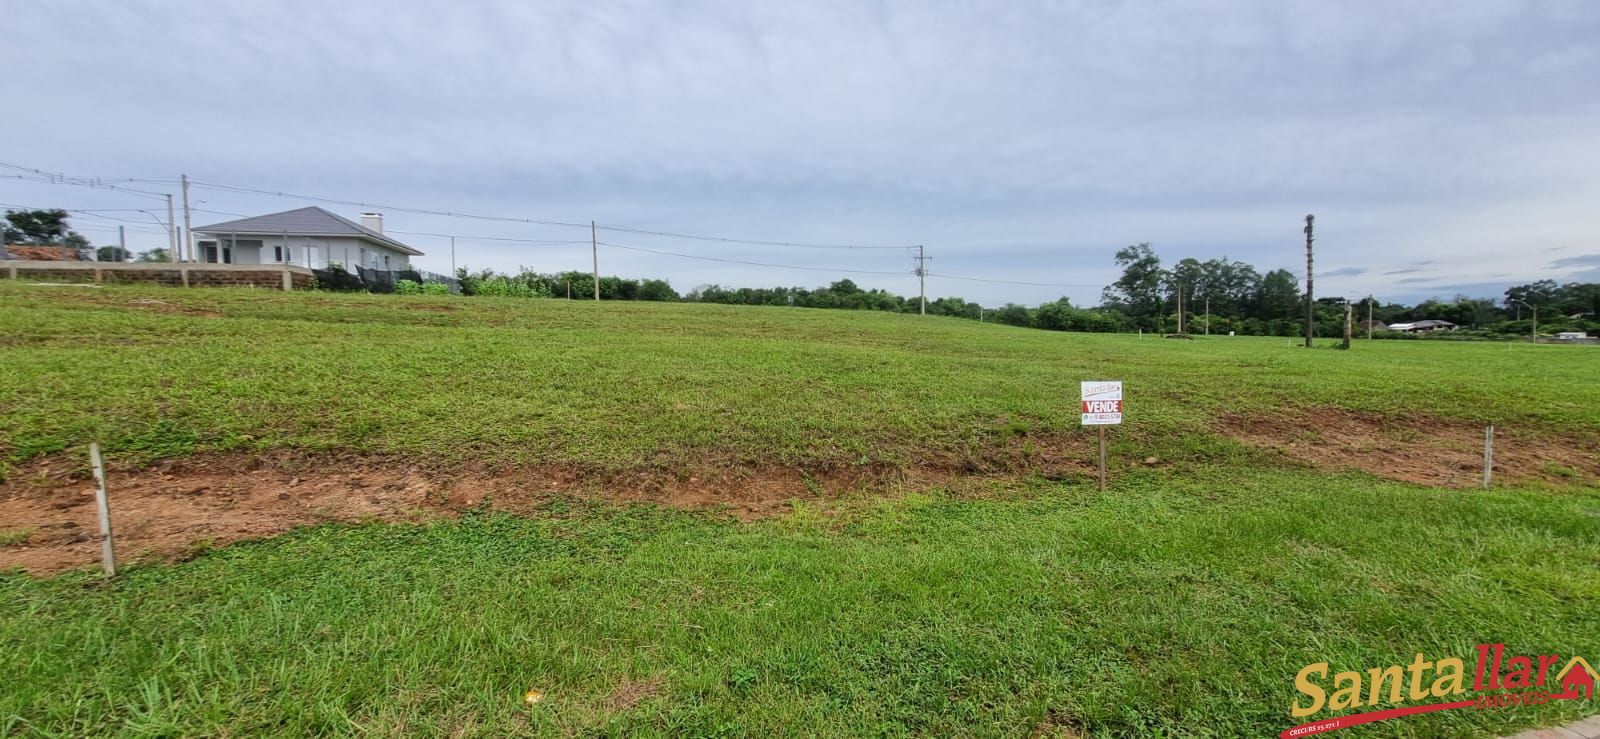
[1080, 381, 1123, 425]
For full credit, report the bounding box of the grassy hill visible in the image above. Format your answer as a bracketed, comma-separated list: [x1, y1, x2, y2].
[2, 283, 1598, 737]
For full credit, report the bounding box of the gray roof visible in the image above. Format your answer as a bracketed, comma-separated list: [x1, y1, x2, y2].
[193, 206, 423, 256]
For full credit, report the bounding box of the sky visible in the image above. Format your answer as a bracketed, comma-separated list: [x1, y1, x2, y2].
[4, 0, 1598, 306]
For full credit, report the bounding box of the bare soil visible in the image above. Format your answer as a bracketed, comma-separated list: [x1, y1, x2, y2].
[1220, 407, 1600, 488]
[0, 441, 1099, 576]
[7, 413, 1592, 576]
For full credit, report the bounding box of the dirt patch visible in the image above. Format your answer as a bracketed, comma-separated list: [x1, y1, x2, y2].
[1030, 711, 1084, 738]
[2, 447, 1081, 576]
[126, 297, 221, 318]
[604, 675, 665, 712]
[1221, 408, 1600, 487]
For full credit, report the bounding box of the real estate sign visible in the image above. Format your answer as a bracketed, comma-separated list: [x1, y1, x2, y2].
[1080, 381, 1123, 425]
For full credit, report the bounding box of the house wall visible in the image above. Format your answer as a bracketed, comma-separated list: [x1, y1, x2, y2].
[195, 235, 413, 270]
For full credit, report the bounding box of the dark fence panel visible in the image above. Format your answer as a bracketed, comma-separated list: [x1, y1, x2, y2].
[313, 266, 460, 294]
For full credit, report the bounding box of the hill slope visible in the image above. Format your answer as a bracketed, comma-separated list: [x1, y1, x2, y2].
[2, 283, 1598, 737]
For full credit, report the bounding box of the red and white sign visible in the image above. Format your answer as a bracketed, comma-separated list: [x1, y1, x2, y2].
[1080, 381, 1123, 425]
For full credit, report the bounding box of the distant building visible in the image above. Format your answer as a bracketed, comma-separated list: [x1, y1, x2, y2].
[1386, 319, 1457, 333]
[1555, 331, 1589, 341]
[193, 207, 422, 270]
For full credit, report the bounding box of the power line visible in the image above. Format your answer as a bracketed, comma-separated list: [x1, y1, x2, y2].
[4, 161, 1120, 292]
[924, 272, 1102, 288]
[596, 241, 908, 276]
[0, 162, 174, 201]
[186, 178, 918, 249]
[0, 202, 171, 232]
[386, 229, 589, 246]
[188, 179, 592, 230]
[595, 223, 916, 250]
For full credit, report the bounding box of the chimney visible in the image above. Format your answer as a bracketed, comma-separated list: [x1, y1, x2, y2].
[361, 212, 383, 234]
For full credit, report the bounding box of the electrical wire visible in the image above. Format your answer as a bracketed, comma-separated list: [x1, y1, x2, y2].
[596, 241, 907, 276]
[186, 179, 919, 249]
[924, 272, 1102, 288]
[386, 229, 589, 246]
[595, 224, 916, 250]
[4, 161, 1113, 291]
[187, 180, 592, 229]
[0, 163, 174, 201]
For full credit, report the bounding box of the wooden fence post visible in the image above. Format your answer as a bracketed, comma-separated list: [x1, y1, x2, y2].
[89, 443, 116, 576]
[1482, 425, 1494, 490]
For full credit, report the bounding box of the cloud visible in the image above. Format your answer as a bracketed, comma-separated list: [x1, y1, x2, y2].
[2, 0, 1597, 306]
[1322, 267, 1367, 277]
[1549, 254, 1600, 268]
[1384, 267, 1427, 275]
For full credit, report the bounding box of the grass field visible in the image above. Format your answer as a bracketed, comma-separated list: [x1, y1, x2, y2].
[2, 282, 1599, 737]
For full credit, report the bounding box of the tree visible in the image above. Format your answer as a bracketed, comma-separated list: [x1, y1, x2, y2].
[637, 279, 679, 301]
[1198, 258, 1261, 318]
[1101, 243, 1165, 327]
[4, 209, 89, 247]
[1255, 269, 1302, 322]
[135, 248, 170, 263]
[1504, 280, 1558, 312]
[1034, 297, 1076, 331]
[96, 246, 132, 262]
[995, 303, 1033, 327]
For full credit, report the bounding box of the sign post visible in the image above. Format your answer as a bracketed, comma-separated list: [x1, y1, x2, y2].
[1080, 381, 1124, 491]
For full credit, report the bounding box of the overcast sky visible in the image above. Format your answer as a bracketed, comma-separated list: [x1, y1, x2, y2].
[5, 0, 1597, 305]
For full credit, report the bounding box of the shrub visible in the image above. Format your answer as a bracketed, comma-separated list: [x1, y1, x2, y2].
[395, 279, 424, 295]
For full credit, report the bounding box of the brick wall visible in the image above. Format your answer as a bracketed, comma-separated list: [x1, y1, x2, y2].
[2, 261, 314, 289]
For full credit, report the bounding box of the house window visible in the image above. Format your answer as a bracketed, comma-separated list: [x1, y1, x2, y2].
[274, 245, 293, 262]
[198, 241, 230, 264]
[383, 254, 391, 269]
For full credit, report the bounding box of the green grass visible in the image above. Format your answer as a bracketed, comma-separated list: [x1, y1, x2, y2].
[3, 283, 1599, 737]
[2, 283, 1597, 471]
[4, 472, 1598, 737]
[0, 527, 33, 547]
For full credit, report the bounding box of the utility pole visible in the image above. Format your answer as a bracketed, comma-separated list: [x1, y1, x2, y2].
[590, 220, 600, 301]
[1366, 295, 1374, 340]
[1341, 300, 1353, 350]
[1303, 214, 1315, 348]
[118, 226, 126, 260]
[1204, 295, 1210, 336]
[181, 174, 192, 263]
[1176, 283, 1185, 334]
[1512, 299, 1538, 342]
[449, 236, 456, 277]
[165, 194, 177, 261]
[913, 245, 930, 316]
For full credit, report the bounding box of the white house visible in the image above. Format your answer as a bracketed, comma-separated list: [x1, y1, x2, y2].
[1386, 319, 1456, 333]
[192, 207, 422, 270]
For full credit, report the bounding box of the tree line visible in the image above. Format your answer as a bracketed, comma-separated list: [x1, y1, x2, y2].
[9, 209, 1596, 337]
[1097, 242, 1598, 338]
[453, 244, 1596, 338]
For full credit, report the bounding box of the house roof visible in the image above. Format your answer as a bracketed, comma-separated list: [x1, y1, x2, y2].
[1388, 319, 1457, 330]
[193, 207, 423, 256]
